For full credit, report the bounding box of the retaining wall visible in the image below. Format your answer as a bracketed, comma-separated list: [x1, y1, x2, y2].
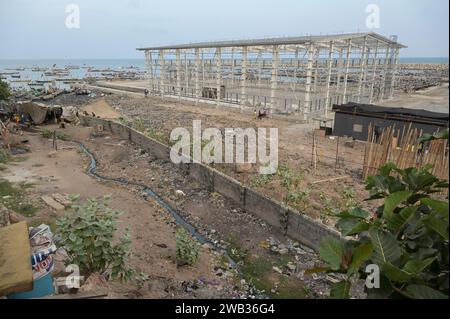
[79, 116, 341, 250]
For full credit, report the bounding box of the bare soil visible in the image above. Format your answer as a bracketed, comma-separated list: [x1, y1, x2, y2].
[1, 124, 336, 299]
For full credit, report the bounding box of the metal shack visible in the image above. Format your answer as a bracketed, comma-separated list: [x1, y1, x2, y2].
[332, 103, 449, 141]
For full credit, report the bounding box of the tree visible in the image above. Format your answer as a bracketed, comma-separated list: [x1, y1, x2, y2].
[0, 80, 10, 101]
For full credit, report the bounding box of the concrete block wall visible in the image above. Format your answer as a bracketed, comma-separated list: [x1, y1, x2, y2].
[79, 116, 341, 251]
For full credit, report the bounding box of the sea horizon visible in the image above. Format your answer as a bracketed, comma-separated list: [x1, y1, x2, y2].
[0, 56, 449, 69]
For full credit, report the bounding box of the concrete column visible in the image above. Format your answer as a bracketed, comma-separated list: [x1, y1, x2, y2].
[201, 51, 205, 87]
[231, 48, 235, 86]
[176, 49, 181, 102]
[257, 50, 263, 88]
[369, 42, 379, 104]
[270, 45, 280, 114]
[216, 47, 222, 107]
[357, 36, 368, 103]
[145, 50, 154, 93]
[313, 49, 320, 94]
[336, 48, 343, 91]
[195, 48, 201, 104]
[185, 51, 189, 96]
[342, 40, 352, 104]
[325, 41, 334, 118]
[380, 47, 391, 101]
[241, 46, 248, 110]
[304, 44, 315, 115]
[159, 49, 165, 98]
[389, 48, 400, 99]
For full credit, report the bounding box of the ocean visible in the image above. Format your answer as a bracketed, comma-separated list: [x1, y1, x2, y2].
[0, 57, 448, 91]
[0, 57, 448, 70]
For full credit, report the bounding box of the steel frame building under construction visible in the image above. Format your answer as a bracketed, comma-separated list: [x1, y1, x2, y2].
[137, 32, 406, 120]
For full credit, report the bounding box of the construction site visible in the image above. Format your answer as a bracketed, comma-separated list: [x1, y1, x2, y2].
[0, 32, 449, 300]
[136, 32, 406, 121]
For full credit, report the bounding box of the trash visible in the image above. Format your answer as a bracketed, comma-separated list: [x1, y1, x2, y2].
[287, 262, 296, 272]
[272, 266, 283, 274]
[27, 224, 58, 296]
[258, 240, 270, 249]
[175, 190, 186, 197]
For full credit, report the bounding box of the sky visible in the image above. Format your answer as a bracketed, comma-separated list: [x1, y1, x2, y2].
[0, 0, 448, 59]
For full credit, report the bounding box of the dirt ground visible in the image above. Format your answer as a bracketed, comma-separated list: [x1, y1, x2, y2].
[1, 127, 239, 298]
[379, 83, 449, 114]
[46, 90, 379, 226]
[1, 124, 345, 299]
[101, 93, 373, 223]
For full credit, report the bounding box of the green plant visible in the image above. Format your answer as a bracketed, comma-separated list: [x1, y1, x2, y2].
[320, 192, 336, 216]
[285, 189, 310, 211]
[0, 148, 9, 164]
[315, 163, 449, 299]
[277, 165, 303, 190]
[176, 228, 201, 266]
[339, 187, 359, 211]
[249, 174, 273, 188]
[40, 129, 69, 141]
[132, 117, 168, 144]
[40, 128, 53, 139]
[418, 129, 449, 143]
[55, 195, 136, 282]
[56, 132, 69, 141]
[0, 80, 10, 101]
[0, 179, 37, 216]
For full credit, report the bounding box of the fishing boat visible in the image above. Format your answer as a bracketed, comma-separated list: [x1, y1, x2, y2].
[28, 81, 45, 87]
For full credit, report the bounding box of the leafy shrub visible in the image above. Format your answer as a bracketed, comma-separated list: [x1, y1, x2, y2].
[0, 148, 9, 164]
[40, 128, 53, 139]
[316, 163, 449, 299]
[55, 195, 135, 282]
[40, 129, 69, 141]
[176, 228, 201, 266]
[285, 189, 310, 211]
[277, 165, 303, 190]
[0, 80, 10, 101]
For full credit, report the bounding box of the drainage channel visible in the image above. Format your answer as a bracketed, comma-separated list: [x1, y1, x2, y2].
[77, 142, 248, 282]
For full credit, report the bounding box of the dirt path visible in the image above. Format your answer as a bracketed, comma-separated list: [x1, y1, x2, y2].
[1, 126, 241, 299]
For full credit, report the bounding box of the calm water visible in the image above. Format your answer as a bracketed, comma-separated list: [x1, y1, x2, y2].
[0, 57, 448, 70]
[0, 57, 448, 91]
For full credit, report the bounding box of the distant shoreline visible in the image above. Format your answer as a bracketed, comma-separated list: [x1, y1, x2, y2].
[0, 57, 449, 65]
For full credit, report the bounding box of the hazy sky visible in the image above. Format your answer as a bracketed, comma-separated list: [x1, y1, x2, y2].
[0, 0, 448, 59]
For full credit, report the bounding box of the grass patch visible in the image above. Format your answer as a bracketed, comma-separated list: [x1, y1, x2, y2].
[40, 128, 70, 141]
[226, 236, 306, 298]
[249, 174, 273, 188]
[0, 178, 38, 217]
[0, 148, 10, 164]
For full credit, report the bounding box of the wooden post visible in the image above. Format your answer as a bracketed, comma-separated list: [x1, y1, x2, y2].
[335, 137, 340, 172]
[53, 130, 57, 151]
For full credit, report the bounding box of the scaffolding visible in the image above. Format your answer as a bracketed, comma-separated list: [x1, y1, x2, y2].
[137, 32, 406, 120]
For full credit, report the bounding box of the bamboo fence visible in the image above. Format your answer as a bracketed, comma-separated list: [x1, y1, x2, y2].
[363, 123, 449, 186]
